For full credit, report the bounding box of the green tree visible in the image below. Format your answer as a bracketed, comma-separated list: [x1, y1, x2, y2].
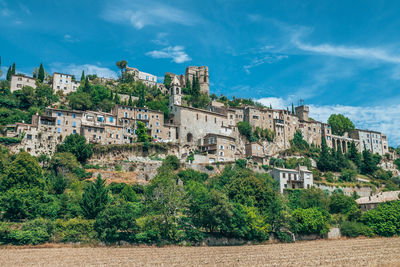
[38, 63, 45, 82]
[347, 141, 361, 167]
[237, 121, 252, 140]
[0, 152, 44, 190]
[361, 149, 377, 175]
[95, 200, 142, 243]
[361, 201, 400, 236]
[116, 60, 128, 81]
[136, 121, 149, 143]
[317, 137, 334, 171]
[164, 74, 172, 89]
[329, 192, 358, 214]
[67, 92, 93, 110]
[80, 174, 109, 219]
[56, 134, 93, 164]
[6, 65, 12, 81]
[80, 70, 85, 82]
[328, 114, 355, 136]
[290, 130, 309, 151]
[11, 62, 16, 75]
[290, 208, 330, 235]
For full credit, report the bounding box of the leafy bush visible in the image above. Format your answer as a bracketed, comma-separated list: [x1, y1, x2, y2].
[53, 218, 96, 243]
[339, 169, 357, 182]
[290, 208, 330, 236]
[235, 159, 247, 169]
[329, 193, 358, 214]
[361, 201, 400, 237]
[7, 218, 53, 245]
[340, 221, 373, 237]
[205, 165, 214, 171]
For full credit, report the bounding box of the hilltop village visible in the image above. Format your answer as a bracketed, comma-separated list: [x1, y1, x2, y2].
[5, 65, 390, 161]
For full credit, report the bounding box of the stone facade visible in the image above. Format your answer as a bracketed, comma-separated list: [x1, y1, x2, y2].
[52, 73, 80, 94]
[199, 133, 237, 163]
[10, 75, 37, 92]
[185, 66, 209, 95]
[126, 66, 157, 87]
[350, 129, 389, 156]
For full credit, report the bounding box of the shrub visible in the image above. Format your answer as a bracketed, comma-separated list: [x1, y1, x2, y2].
[53, 218, 96, 243]
[340, 169, 357, 182]
[235, 159, 247, 169]
[340, 221, 373, 237]
[7, 218, 53, 245]
[361, 201, 400, 237]
[205, 165, 214, 171]
[290, 208, 330, 236]
[329, 193, 358, 214]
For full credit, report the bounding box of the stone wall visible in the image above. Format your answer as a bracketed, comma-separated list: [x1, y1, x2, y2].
[315, 183, 374, 197]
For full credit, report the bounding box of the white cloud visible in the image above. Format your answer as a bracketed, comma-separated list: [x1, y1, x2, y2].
[244, 54, 288, 74]
[292, 35, 400, 64]
[101, 1, 200, 30]
[63, 34, 79, 43]
[257, 97, 290, 109]
[50, 63, 118, 79]
[146, 46, 191, 63]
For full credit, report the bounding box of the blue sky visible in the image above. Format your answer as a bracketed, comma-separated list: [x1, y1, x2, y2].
[1, 0, 400, 146]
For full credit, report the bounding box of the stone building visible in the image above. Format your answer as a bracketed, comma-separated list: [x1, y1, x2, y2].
[245, 142, 267, 164]
[185, 66, 209, 95]
[112, 105, 166, 142]
[126, 66, 157, 87]
[199, 133, 237, 163]
[356, 191, 400, 211]
[270, 166, 313, 193]
[52, 73, 80, 94]
[350, 129, 389, 156]
[10, 74, 37, 92]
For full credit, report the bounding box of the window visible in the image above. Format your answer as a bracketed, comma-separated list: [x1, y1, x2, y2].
[73, 130, 76, 134]
[57, 120, 61, 125]
[219, 145, 224, 150]
[73, 121, 76, 127]
[57, 128, 61, 133]
[27, 134, 32, 140]
[109, 116, 114, 123]
[283, 173, 286, 178]
[72, 113, 77, 118]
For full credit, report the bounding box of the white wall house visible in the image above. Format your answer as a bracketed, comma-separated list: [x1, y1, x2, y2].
[52, 73, 80, 95]
[270, 166, 313, 193]
[10, 75, 37, 92]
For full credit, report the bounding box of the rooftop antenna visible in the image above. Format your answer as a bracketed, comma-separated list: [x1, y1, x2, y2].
[298, 99, 304, 106]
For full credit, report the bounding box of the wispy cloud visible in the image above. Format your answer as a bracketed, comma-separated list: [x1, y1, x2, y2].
[101, 1, 201, 30]
[0, 0, 11, 16]
[146, 46, 191, 63]
[50, 63, 118, 79]
[152, 32, 169, 46]
[244, 54, 288, 74]
[63, 34, 79, 43]
[292, 33, 400, 64]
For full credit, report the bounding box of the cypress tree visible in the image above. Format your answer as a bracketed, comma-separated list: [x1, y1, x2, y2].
[347, 141, 361, 167]
[6, 65, 12, 81]
[80, 174, 109, 219]
[317, 137, 332, 172]
[292, 103, 295, 114]
[361, 149, 376, 175]
[38, 63, 45, 82]
[81, 70, 85, 82]
[83, 76, 90, 93]
[11, 62, 15, 75]
[270, 104, 272, 109]
[128, 95, 133, 106]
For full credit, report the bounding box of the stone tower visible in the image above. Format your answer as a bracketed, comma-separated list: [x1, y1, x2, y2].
[185, 66, 209, 95]
[295, 105, 309, 121]
[169, 76, 182, 108]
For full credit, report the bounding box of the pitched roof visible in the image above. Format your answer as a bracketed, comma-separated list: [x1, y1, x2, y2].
[356, 191, 400, 205]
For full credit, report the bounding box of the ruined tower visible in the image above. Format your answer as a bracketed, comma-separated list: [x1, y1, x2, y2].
[185, 66, 209, 95]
